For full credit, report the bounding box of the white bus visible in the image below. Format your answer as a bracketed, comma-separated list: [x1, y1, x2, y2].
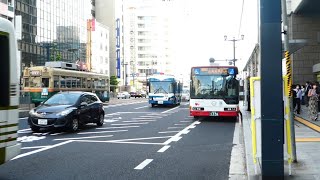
[148, 73, 182, 107]
[0, 18, 21, 164]
[189, 66, 240, 119]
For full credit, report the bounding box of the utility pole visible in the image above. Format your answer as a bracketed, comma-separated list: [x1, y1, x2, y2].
[224, 35, 244, 66]
[281, 0, 297, 163]
[260, 0, 284, 178]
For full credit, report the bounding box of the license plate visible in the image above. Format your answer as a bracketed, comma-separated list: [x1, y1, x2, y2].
[158, 101, 163, 104]
[210, 112, 218, 116]
[38, 119, 48, 125]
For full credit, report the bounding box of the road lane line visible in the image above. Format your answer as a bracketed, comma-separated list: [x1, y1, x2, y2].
[50, 132, 65, 136]
[77, 130, 128, 135]
[168, 127, 184, 129]
[158, 131, 180, 134]
[135, 106, 148, 109]
[71, 140, 164, 145]
[107, 136, 173, 142]
[111, 122, 148, 126]
[12, 140, 73, 160]
[157, 145, 170, 153]
[182, 130, 190, 134]
[54, 135, 113, 141]
[96, 126, 139, 130]
[21, 146, 50, 150]
[161, 106, 180, 114]
[132, 118, 154, 120]
[164, 121, 200, 145]
[134, 159, 153, 170]
[174, 124, 186, 126]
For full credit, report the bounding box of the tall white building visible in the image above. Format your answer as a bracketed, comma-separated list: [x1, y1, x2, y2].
[90, 20, 110, 76]
[95, 0, 126, 87]
[123, 0, 178, 90]
[0, 0, 14, 21]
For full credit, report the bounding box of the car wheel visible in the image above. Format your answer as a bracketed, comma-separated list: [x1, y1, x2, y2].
[31, 126, 40, 132]
[97, 114, 104, 126]
[118, 98, 119, 99]
[69, 119, 79, 132]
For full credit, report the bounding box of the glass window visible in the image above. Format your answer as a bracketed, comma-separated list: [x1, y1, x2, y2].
[54, 76, 59, 88]
[90, 95, 98, 102]
[24, 78, 30, 87]
[41, 78, 49, 87]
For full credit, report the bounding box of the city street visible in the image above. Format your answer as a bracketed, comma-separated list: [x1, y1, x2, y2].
[0, 99, 239, 180]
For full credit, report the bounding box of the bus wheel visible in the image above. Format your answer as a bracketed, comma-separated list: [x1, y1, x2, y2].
[31, 126, 40, 132]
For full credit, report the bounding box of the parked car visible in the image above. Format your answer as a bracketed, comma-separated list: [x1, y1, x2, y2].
[129, 92, 137, 97]
[28, 91, 105, 132]
[117, 91, 131, 99]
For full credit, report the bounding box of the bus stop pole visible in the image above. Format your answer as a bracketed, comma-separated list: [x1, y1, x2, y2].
[260, 0, 284, 178]
[281, 0, 297, 163]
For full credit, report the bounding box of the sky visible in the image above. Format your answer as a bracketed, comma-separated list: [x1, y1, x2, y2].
[172, 0, 259, 77]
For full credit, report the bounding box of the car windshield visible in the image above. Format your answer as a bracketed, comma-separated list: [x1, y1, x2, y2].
[44, 93, 81, 105]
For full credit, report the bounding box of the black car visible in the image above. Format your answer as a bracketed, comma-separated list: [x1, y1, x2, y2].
[28, 91, 105, 132]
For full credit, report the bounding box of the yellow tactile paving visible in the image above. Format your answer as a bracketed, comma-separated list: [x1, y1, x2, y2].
[296, 138, 320, 142]
[294, 116, 320, 133]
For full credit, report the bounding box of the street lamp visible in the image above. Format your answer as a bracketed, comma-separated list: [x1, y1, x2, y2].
[224, 35, 244, 66]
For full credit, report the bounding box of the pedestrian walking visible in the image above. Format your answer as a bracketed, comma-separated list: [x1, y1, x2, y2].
[294, 84, 302, 114]
[301, 85, 305, 105]
[308, 83, 318, 121]
[305, 81, 311, 107]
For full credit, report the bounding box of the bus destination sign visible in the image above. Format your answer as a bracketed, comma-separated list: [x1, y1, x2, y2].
[193, 67, 235, 75]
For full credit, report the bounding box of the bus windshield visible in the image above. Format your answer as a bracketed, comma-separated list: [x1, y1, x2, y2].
[190, 74, 239, 102]
[150, 81, 174, 94]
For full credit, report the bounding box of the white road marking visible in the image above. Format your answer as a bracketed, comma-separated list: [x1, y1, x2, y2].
[164, 121, 201, 145]
[111, 122, 148, 126]
[96, 126, 139, 130]
[161, 106, 180, 114]
[158, 131, 180, 134]
[71, 140, 164, 145]
[182, 130, 190, 134]
[134, 106, 148, 109]
[50, 132, 65, 136]
[21, 146, 50, 150]
[168, 127, 184, 129]
[17, 136, 46, 142]
[136, 120, 156, 122]
[134, 159, 153, 170]
[54, 135, 113, 141]
[104, 119, 119, 123]
[12, 140, 72, 160]
[107, 136, 172, 142]
[174, 124, 186, 126]
[180, 121, 190, 123]
[122, 120, 156, 123]
[77, 130, 128, 135]
[132, 118, 154, 120]
[19, 117, 28, 120]
[157, 145, 170, 153]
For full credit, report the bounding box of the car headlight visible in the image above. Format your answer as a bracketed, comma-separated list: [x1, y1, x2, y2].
[29, 109, 37, 116]
[56, 109, 73, 116]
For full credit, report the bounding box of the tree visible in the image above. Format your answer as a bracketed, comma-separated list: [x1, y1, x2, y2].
[110, 75, 119, 92]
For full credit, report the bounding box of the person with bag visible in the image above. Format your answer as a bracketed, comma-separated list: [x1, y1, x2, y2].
[308, 83, 318, 121]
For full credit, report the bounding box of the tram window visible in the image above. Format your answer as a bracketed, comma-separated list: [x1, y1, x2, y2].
[42, 78, 49, 87]
[82, 78, 87, 88]
[76, 78, 81, 88]
[30, 77, 41, 87]
[53, 76, 59, 88]
[60, 76, 66, 88]
[24, 78, 30, 87]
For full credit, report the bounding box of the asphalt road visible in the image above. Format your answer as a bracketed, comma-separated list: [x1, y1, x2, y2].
[0, 98, 237, 180]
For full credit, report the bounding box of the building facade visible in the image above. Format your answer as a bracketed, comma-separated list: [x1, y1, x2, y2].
[95, 0, 124, 85]
[123, 0, 176, 91]
[14, 0, 94, 70]
[0, 0, 14, 21]
[90, 20, 110, 76]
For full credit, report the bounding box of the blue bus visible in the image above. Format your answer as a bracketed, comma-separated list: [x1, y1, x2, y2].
[148, 74, 182, 107]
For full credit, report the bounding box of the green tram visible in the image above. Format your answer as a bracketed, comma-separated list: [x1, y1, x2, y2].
[23, 66, 110, 106]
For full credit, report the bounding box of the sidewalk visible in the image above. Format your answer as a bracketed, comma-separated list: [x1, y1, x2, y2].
[241, 103, 320, 179]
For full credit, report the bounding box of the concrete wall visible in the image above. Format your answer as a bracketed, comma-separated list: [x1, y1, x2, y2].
[289, 14, 320, 84]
